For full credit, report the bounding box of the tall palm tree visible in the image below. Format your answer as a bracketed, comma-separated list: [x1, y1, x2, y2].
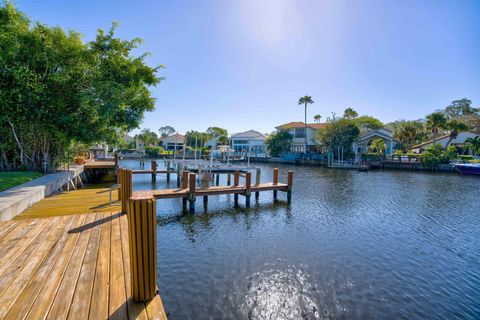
[298, 96, 314, 154]
[464, 136, 480, 155]
[425, 112, 447, 150]
[445, 119, 469, 147]
[313, 114, 321, 123]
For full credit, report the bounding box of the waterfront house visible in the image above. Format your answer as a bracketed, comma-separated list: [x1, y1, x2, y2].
[205, 136, 220, 150]
[352, 128, 397, 156]
[411, 131, 479, 153]
[161, 133, 185, 151]
[230, 130, 267, 156]
[275, 122, 325, 153]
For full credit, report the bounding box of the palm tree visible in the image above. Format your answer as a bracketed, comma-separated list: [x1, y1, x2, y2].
[298, 95, 314, 154]
[445, 119, 469, 147]
[313, 114, 321, 123]
[464, 136, 480, 155]
[425, 112, 447, 150]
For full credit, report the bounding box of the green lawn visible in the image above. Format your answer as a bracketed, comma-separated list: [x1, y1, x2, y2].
[0, 171, 44, 192]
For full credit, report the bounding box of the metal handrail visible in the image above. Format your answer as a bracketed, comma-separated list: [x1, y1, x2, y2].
[109, 183, 121, 205]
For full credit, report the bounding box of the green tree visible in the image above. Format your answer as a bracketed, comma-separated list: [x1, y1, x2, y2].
[387, 120, 427, 151]
[0, 3, 162, 171]
[355, 116, 383, 134]
[136, 129, 158, 147]
[445, 119, 469, 147]
[206, 127, 229, 145]
[313, 114, 322, 123]
[158, 126, 175, 138]
[443, 98, 478, 119]
[265, 131, 292, 157]
[317, 118, 360, 158]
[343, 108, 358, 119]
[464, 136, 480, 155]
[425, 112, 447, 149]
[298, 95, 314, 153]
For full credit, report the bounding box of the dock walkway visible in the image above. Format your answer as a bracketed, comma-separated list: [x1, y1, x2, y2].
[0, 189, 167, 320]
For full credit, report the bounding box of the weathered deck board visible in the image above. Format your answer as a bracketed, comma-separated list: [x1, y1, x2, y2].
[0, 189, 167, 320]
[132, 182, 289, 200]
[84, 160, 116, 169]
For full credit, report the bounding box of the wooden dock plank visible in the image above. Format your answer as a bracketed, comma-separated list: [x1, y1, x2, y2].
[67, 213, 104, 320]
[0, 217, 56, 288]
[3, 216, 76, 320]
[109, 212, 128, 320]
[25, 214, 87, 320]
[47, 213, 97, 319]
[119, 211, 149, 320]
[0, 215, 84, 319]
[0, 218, 50, 279]
[89, 212, 112, 320]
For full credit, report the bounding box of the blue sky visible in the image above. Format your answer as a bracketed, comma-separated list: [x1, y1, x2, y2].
[17, 0, 480, 135]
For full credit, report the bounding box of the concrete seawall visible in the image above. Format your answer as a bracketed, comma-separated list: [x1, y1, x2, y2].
[0, 165, 84, 221]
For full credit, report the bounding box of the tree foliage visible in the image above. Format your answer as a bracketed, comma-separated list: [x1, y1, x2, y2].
[265, 131, 292, 157]
[0, 3, 163, 171]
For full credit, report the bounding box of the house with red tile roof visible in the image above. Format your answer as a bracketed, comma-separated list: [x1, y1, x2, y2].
[275, 122, 326, 153]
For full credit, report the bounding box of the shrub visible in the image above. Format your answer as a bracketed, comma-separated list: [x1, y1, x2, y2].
[459, 155, 473, 161]
[421, 151, 440, 168]
[145, 146, 164, 158]
[393, 150, 403, 160]
[407, 151, 416, 161]
[361, 153, 382, 161]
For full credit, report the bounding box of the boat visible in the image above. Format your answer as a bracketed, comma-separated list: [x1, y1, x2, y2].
[455, 163, 480, 175]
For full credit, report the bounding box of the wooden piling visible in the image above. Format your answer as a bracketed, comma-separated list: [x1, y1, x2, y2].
[114, 151, 119, 183]
[176, 162, 182, 188]
[203, 195, 208, 209]
[121, 169, 133, 213]
[215, 173, 220, 186]
[273, 168, 279, 201]
[234, 170, 239, 207]
[255, 168, 261, 200]
[227, 174, 231, 186]
[245, 171, 251, 208]
[118, 167, 123, 201]
[166, 161, 171, 183]
[287, 170, 293, 204]
[151, 160, 157, 182]
[182, 170, 189, 212]
[188, 173, 196, 213]
[127, 196, 157, 302]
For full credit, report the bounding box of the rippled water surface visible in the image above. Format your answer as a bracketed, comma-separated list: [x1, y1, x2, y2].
[122, 160, 480, 319]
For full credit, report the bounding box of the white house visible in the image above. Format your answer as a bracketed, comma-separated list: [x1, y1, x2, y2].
[352, 128, 397, 156]
[231, 130, 267, 156]
[161, 133, 185, 151]
[275, 122, 325, 153]
[205, 136, 220, 150]
[411, 131, 479, 153]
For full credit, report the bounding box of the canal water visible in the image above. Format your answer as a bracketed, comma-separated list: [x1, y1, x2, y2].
[121, 160, 480, 319]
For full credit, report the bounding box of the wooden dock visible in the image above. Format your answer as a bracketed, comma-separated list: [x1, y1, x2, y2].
[0, 189, 167, 320]
[84, 160, 117, 169]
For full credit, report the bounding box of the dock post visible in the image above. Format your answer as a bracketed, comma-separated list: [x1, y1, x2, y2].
[127, 195, 157, 302]
[273, 168, 278, 201]
[182, 170, 189, 212]
[176, 162, 182, 188]
[114, 151, 119, 183]
[234, 170, 239, 207]
[287, 170, 293, 204]
[215, 173, 220, 186]
[188, 173, 196, 213]
[227, 174, 231, 186]
[166, 161, 171, 183]
[255, 168, 261, 200]
[121, 169, 133, 213]
[245, 171, 251, 208]
[118, 167, 123, 201]
[151, 160, 157, 182]
[203, 196, 208, 209]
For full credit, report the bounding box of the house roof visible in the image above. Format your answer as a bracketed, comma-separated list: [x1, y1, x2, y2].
[231, 130, 266, 140]
[276, 121, 326, 130]
[410, 131, 479, 149]
[162, 133, 185, 143]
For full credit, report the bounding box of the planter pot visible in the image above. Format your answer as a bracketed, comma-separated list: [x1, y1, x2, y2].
[74, 157, 85, 165]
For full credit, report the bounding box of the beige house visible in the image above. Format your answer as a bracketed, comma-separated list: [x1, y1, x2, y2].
[275, 122, 326, 153]
[161, 133, 185, 151]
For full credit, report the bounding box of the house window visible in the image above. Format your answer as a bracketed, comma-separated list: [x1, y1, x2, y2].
[294, 128, 305, 138]
[233, 140, 248, 145]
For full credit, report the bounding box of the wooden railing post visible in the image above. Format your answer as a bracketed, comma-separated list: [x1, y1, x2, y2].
[287, 170, 293, 204]
[234, 170, 239, 207]
[245, 171, 251, 208]
[188, 173, 196, 213]
[273, 168, 279, 200]
[118, 167, 123, 201]
[114, 152, 119, 183]
[127, 195, 157, 302]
